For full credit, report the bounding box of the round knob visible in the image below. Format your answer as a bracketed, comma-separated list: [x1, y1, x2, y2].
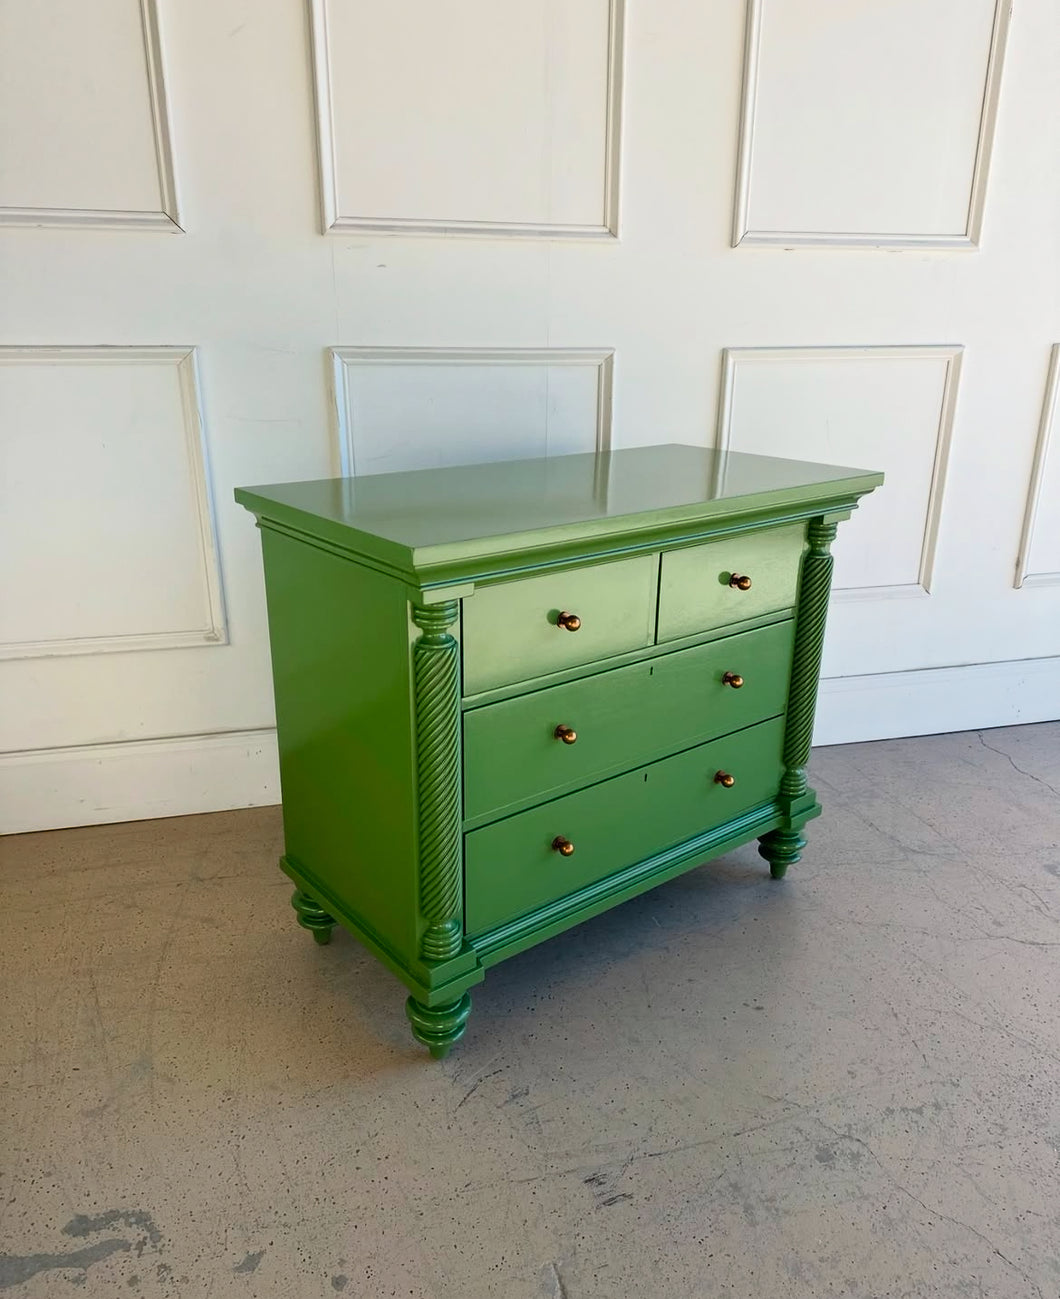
[728, 573, 752, 591]
[554, 724, 578, 745]
[551, 835, 575, 856]
[722, 672, 744, 689]
[556, 611, 581, 632]
[714, 771, 736, 788]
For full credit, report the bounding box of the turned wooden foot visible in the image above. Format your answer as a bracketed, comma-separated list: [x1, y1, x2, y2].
[757, 828, 806, 880]
[290, 888, 335, 944]
[405, 992, 472, 1059]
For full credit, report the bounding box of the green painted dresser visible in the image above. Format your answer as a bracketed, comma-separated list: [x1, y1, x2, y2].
[236, 444, 882, 1057]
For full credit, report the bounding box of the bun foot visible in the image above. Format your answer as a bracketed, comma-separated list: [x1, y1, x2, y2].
[406, 992, 472, 1059]
[291, 888, 335, 944]
[758, 828, 806, 880]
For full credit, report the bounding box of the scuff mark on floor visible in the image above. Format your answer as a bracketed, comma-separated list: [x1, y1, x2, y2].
[0, 1239, 130, 1290]
[64, 1209, 162, 1249]
[541, 1260, 568, 1299]
[0, 1209, 165, 1290]
[233, 1249, 265, 1273]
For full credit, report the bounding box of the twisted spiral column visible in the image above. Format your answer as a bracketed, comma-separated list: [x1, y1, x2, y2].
[779, 519, 838, 802]
[412, 601, 463, 962]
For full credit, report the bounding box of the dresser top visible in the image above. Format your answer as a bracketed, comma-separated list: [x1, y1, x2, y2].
[236, 443, 882, 587]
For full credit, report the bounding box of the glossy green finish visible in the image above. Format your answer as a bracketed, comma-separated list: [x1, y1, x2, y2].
[470, 802, 784, 968]
[411, 601, 464, 962]
[235, 444, 883, 590]
[658, 523, 805, 641]
[238, 443, 882, 1056]
[753, 519, 840, 880]
[460, 607, 794, 710]
[405, 992, 472, 1058]
[461, 553, 658, 694]
[464, 716, 785, 936]
[258, 528, 421, 963]
[757, 828, 807, 879]
[278, 853, 483, 1007]
[779, 519, 837, 811]
[290, 888, 335, 944]
[463, 619, 795, 823]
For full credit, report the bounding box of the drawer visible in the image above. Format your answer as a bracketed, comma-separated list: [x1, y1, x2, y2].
[461, 554, 658, 695]
[463, 619, 794, 822]
[658, 524, 805, 642]
[465, 716, 785, 935]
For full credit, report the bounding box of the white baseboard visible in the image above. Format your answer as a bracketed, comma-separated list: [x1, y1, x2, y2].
[3, 657, 1058, 835]
[0, 729, 280, 835]
[815, 655, 1060, 745]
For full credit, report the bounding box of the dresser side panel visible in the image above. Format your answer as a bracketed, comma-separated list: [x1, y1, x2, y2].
[260, 528, 419, 962]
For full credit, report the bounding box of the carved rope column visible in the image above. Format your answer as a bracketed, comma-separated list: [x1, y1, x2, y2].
[779, 518, 838, 803]
[759, 517, 839, 879]
[411, 600, 463, 962]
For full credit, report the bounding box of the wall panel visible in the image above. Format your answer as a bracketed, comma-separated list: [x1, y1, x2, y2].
[718, 346, 962, 596]
[311, 0, 623, 237]
[1015, 344, 1060, 588]
[0, 347, 224, 658]
[0, 0, 180, 230]
[733, 0, 1008, 247]
[330, 346, 613, 475]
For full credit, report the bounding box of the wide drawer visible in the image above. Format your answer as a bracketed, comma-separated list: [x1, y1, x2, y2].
[657, 524, 805, 642]
[464, 716, 785, 936]
[461, 554, 658, 695]
[463, 619, 794, 822]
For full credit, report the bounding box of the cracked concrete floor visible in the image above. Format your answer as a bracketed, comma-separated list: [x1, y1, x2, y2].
[1, 722, 1059, 1298]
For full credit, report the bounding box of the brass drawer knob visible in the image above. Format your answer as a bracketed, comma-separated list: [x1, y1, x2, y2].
[728, 573, 752, 591]
[551, 835, 576, 856]
[556, 610, 582, 631]
[714, 771, 736, 788]
[554, 724, 578, 745]
[722, 672, 744, 688]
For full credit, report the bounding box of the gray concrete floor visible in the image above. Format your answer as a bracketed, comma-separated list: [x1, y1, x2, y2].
[2, 724, 1059, 1299]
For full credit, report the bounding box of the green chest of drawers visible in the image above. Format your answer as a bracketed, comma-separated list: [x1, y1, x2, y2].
[236, 444, 882, 1057]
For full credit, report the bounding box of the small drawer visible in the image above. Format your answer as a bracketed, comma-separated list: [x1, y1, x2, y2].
[463, 619, 794, 822]
[465, 716, 785, 935]
[657, 525, 805, 642]
[461, 555, 658, 695]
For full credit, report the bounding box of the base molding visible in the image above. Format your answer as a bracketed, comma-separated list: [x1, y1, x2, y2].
[815, 655, 1060, 745]
[3, 655, 1058, 834]
[0, 729, 279, 834]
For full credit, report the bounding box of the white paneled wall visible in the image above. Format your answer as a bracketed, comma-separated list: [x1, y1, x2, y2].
[719, 347, 960, 599]
[0, 348, 224, 657]
[330, 348, 612, 475]
[0, 0, 180, 229]
[734, 0, 1008, 246]
[1, 0, 1058, 833]
[1016, 345, 1060, 588]
[311, 0, 623, 236]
